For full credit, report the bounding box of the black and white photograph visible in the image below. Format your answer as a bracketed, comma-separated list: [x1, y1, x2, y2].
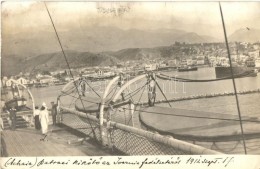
[1, 1, 260, 168]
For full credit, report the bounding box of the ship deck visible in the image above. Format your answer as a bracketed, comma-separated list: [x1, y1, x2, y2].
[1, 125, 113, 157]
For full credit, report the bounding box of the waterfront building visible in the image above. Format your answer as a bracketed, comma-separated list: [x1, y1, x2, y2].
[186, 59, 193, 66]
[167, 59, 178, 66]
[248, 50, 260, 59]
[17, 77, 29, 85]
[29, 79, 38, 85]
[5, 79, 17, 87]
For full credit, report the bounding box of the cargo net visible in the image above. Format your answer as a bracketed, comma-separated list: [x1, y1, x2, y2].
[61, 110, 101, 142]
[59, 108, 203, 155]
[110, 127, 191, 155]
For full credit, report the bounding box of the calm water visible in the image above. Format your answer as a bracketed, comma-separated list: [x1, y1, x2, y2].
[27, 67, 260, 109]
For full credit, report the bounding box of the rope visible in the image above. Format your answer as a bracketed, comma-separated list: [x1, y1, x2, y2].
[106, 85, 119, 103]
[151, 75, 172, 108]
[66, 93, 100, 105]
[68, 92, 78, 108]
[219, 2, 247, 154]
[80, 78, 101, 98]
[60, 88, 77, 97]
[122, 82, 149, 100]
[211, 140, 241, 153]
[125, 86, 147, 126]
[44, 2, 97, 140]
[120, 106, 260, 123]
[157, 71, 254, 82]
[62, 87, 260, 124]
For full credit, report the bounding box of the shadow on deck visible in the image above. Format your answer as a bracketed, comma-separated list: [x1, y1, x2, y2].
[1, 124, 116, 157]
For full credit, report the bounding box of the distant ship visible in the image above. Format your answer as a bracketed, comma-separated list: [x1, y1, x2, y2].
[215, 62, 258, 78]
[144, 64, 157, 71]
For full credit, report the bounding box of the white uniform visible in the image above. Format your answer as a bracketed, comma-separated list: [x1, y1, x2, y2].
[39, 108, 49, 134]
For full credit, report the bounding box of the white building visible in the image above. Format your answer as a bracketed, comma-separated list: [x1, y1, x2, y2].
[253, 44, 259, 50]
[5, 79, 16, 87]
[248, 50, 260, 59]
[167, 59, 178, 66]
[30, 79, 38, 84]
[17, 77, 29, 85]
[39, 77, 58, 84]
[186, 59, 193, 66]
[231, 54, 238, 61]
[97, 69, 104, 76]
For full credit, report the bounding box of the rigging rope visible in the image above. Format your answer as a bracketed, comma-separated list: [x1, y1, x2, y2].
[125, 85, 147, 126]
[119, 106, 260, 123]
[79, 77, 101, 98]
[151, 75, 172, 108]
[157, 71, 255, 82]
[219, 2, 247, 154]
[122, 82, 148, 102]
[44, 2, 97, 140]
[211, 140, 241, 153]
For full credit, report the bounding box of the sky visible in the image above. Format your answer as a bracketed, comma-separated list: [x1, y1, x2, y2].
[2, 1, 260, 38]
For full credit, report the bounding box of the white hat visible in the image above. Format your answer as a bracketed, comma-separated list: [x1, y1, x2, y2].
[42, 102, 47, 107]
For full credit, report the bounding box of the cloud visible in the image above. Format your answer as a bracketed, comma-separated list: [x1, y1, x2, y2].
[2, 1, 260, 37]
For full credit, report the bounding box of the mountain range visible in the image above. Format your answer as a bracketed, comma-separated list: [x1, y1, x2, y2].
[2, 26, 219, 59]
[2, 27, 260, 76]
[2, 45, 190, 76]
[229, 28, 260, 43]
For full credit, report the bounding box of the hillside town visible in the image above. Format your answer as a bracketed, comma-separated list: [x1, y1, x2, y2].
[1, 41, 260, 88]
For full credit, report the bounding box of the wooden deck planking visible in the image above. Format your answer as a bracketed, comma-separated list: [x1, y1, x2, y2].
[2, 126, 112, 156]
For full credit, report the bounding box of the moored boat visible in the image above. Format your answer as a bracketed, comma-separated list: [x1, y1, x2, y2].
[215, 66, 257, 78]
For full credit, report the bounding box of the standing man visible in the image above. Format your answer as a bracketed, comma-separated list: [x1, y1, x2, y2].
[51, 101, 57, 126]
[33, 106, 41, 130]
[148, 73, 156, 107]
[9, 107, 17, 130]
[39, 102, 49, 140]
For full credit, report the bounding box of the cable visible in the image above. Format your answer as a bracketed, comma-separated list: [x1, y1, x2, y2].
[122, 82, 148, 101]
[219, 2, 247, 154]
[106, 85, 118, 98]
[151, 75, 172, 108]
[120, 106, 260, 123]
[68, 92, 78, 108]
[44, 2, 97, 140]
[65, 93, 100, 105]
[80, 78, 101, 98]
[61, 84, 260, 124]
[125, 84, 147, 126]
[157, 71, 254, 82]
[62, 91, 260, 124]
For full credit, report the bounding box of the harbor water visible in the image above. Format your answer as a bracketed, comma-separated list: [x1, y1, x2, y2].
[29, 67, 260, 111]
[26, 67, 260, 154]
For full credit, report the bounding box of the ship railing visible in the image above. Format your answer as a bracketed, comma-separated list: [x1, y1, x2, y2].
[59, 106, 221, 155]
